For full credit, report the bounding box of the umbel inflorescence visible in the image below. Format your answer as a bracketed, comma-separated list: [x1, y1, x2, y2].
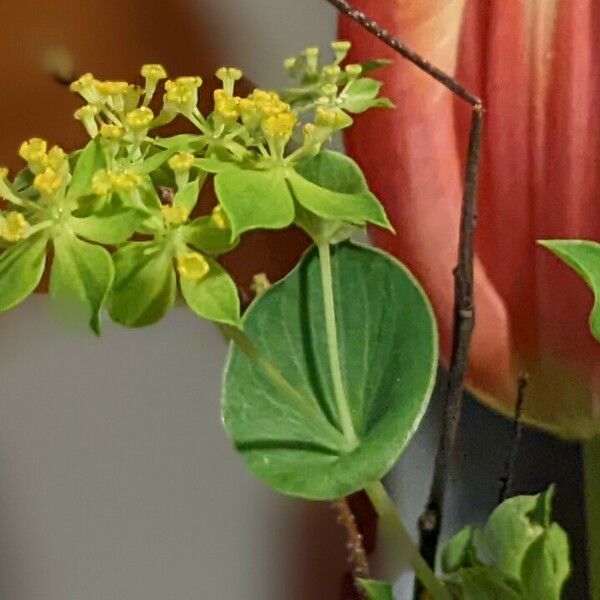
[0, 41, 392, 333]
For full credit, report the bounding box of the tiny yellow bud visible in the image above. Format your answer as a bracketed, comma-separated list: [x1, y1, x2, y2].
[345, 64, 363, 78]
[262, 111, 297, 138]
[46, 146, 68, 172]
[112, 171, 141, 192]
[303, 123, 317, 137]
[91, 170, 113, 196]
[0, 212, 29, 242]
[163, 77, 203, 114]
[216, 67, 243, 82]
[251, 272, 271, 297]
[322, 64, 341, 79]
[305, 47, 319, 57]
[321, 83, 338, 97]
[100, 124, 125, 140]
[19, 138, 48, 164]
[210, 205, 229, 230]
[213, 90, 240, 124]
[331, 40, 351, 53]
[315, 106, 348, 128]
[161, 204, 189, 226]
[177, 251, 209, 280]
[141, 63, 167, 81]
[34, 167, 63, 196]
[74, 105, 98, 120]
[125, 106, 154, 131]
[70, 73, 96, 93]
[168, 152, 195, 173]
[283, 57, 296, 71]
[0, 167, 8, 180]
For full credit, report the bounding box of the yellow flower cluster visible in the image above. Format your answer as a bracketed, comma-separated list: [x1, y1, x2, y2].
[168, 152, 195, 174]
[177, 251, 209, 280]
[163, 76, 203, 116]
[19, 138, 68, 175]
[210, 205, 229, 230]
[0, 212, 28, 242]
[91, 169, 141, 196]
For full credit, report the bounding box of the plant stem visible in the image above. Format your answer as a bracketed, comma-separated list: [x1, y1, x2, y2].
[365, 481, 451, 600]
[584, 436, 600, 600]
[317, 241, 359, 448]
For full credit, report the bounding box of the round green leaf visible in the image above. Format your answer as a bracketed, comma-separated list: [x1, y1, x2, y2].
[108, 242, 175, 327]
[183, 216, 239, 255]
[180, 257, 240, 326]
[222, 241, 438, 500]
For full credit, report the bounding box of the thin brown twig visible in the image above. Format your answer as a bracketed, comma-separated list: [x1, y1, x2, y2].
[333, 498, 370, 597]
[498, 374, 528, 503]
[324, 0, 485, 591]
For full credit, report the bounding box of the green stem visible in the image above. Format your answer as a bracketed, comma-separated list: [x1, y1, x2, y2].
[317, 241, 358, 448]
[365, 481, 451, 600]
[584, 436, 600, 600]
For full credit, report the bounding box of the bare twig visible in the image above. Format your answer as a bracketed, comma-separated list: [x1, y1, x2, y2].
[323, 0, 485, 591]
[498, 374, 528, 503]
[333, 498, 370, 598]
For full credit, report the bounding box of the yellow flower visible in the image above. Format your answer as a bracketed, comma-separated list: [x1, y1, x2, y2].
[100, 124, 125, 140]
[216, 67, 243, 83]
[141, 64, 167, 82]
[315, 106, 349, 129]
[213, 90, 240, 124]
[331, 40, 351, 63]
[168, 152, 195, 173]
[74, 105, 99, 138]
[0, 167, 8, 180]
[262, 112, 297, 139]
[112, 171, 141, 193]
[34, 167, 63, 196]
[177, 251, 209, 280]
[210, 205, 229, 230]
[19, 138, 48, 168]
[93, 80, 129, 97]
[163, 76, 203, 115]
[91, 170, 113, 196]
[160, 204, 189, 226]
[251, 272, 271, 297]
[0, 212, 28, 242]
[70, 73, 103, 104]
[125, 106, 154, 131]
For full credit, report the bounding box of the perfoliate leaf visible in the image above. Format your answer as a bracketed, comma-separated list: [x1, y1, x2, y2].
[0, 234, 47, 313]
[180, 257, 240, 326]
[183, 216, 239, 255]
[538, 240, 600, 341]
[290, 151, 391, 232]
[108, 242, 175, 327]
[50, 231, 114, 334]
[70, 201, 145, 245]
[340, 78, 386, 113]
[67, 138, 105, 201]
[520, 524, 570, 600]
[222, 242, 438, 500]
[357, 579, 394, 600]
[173, 177, 202, 214]
[214, 167, 295, 238]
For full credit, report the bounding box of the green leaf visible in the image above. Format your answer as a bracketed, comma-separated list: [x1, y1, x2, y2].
[67, 139, 105, 201]
[180, 257, 240, 326]
[153, 134, 203, 151]
[132, 148, 178, 174]
[360, 59, 392, 74]
[222, 242, 438, 500]
[340, 78, 392, 113]
[0, 234, 47, 313]
[50, 231, 114, 334]
[108, 242, 176, 327]
[173, 177, 201, 214]
[195, 157, 236, 174]
[538, 240, 600, 341]
[442, 526, 477, 574]
[183, 216, 239, 255]
[473, 494, 544, 581]
[70, 201, 145, 245]
[290, 151, 391, 231]
[214, 167, 295, 238]
[357, 579, 394, 600]
[446, 567, 522, 600]
[520, 524, 570, 600]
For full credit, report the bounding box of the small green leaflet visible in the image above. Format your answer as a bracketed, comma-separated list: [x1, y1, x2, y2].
[222, 242, 437, 500]
[340, 78, 394, 113]
[173, 177, 202, 214]
[67, 138, 105, 201]
[108, 242, 176, 327]
[50, 231, 114, 334]
[0, 234, 47, 313]
[183, 216, 239, 255]
[180, 257, 240, 326]
[539, 240, 600, 341]
[70, 203, 145, 245]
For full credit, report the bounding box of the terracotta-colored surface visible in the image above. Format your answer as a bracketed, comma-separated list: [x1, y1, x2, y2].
[341, 0, 600, 438]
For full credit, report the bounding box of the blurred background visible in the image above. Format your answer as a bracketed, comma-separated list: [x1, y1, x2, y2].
[0, 1, 588, 598]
